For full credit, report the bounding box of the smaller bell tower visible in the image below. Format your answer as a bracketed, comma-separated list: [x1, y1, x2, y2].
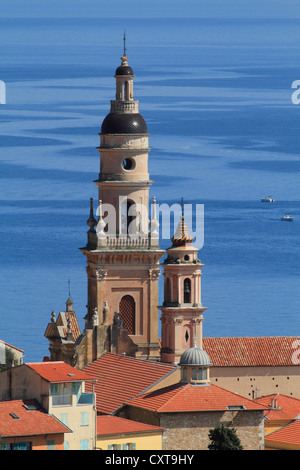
[160, 209, 207, 365]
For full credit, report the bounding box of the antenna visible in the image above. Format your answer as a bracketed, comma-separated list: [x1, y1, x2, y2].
[123, 29, 127, 56]
[68, 278, 71, 298]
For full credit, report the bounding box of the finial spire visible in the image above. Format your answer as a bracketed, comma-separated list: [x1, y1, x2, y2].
[87, 197, 97, 232]
[123, 29, 127, 56]
[68, 278, 71, 297]
[180, 197, 184, 218]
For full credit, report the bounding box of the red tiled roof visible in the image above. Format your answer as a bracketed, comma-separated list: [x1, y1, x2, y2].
[203, 337, 300, 367]
[0, 340, 24, 353]
[57, 311, 81, 342]
[265, 420, 300, 446]
[126, 382, 267, 413]
[83, 353, 177, 414]
[26, 361, 97, 383]
[255, 394, 300, 420]
[97, 415, 164, 436]
[0, 399, 71, 437]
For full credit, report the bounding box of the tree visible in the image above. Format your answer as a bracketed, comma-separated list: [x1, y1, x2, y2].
[0, 347, 18, 371]
[208, 424, 243, 450]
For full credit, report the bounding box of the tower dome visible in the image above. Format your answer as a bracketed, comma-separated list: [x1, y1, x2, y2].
[100, 53, 148, 136]
[115, 63, 134, 76]
[179, 343, 212, 385]
[101, 112, 147, 135]
[179, 345, 212, 367]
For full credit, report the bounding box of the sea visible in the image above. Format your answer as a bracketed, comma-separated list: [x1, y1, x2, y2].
[0, 3, 299, 362]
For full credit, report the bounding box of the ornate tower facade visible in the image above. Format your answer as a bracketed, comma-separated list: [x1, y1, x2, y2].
[160, 215, 207, 364]
[80, 53, 164, 363]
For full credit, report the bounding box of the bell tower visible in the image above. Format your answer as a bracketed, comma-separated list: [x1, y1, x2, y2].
[80, 49, 164, 362]
[160, 210, 207, 364]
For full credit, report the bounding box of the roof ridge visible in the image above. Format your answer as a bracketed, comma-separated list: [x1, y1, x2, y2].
[209, 383, 267, 407]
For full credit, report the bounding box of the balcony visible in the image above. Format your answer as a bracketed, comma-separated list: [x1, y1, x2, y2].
[51, 394, 72, 406]
[77, 393, 94, 405]
[51, 393, 94, 407]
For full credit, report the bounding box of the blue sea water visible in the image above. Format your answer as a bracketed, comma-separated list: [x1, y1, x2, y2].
[0, 3, 299, 361]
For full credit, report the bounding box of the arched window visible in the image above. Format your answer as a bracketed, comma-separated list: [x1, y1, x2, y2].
[121, 199, 137, 235]
[184, 278, 191, 303]
[119, 295, 135, 335]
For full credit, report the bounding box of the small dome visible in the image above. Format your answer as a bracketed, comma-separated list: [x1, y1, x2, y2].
[171, 216, 194, 246]
[115, 64, 134, 76]
[179, 346, 212, 367]
[101, 112, 148, 135]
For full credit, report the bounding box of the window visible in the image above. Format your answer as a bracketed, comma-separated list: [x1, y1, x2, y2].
[14, 441, 31, 450]
[60, 413, 68, 426]
[183, 278, 191, 303]
[108, 444, 121, 450]
[122, 158, 134, 170]
[181, 367, 188, 382]
[50, 384, 58, 395]
[64, 441, 69, 450]
[80, 440, 89, 450]
[1, 443, 12, 450]
[123, 443, 136, 450]
[47, 440, 55, 450]
[119, 295, 135, 335]
[81, 412, 89, 426]
[72, 382, 81, 394]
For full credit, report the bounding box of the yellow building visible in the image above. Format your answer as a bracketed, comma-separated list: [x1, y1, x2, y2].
[0, 361, 97, 450]
[265, 421, 300, 450]
[96, 415, 164, 450]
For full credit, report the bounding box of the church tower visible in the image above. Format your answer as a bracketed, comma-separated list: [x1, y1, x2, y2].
[160, 211, 207, 364]
[80, 49, 164, 363]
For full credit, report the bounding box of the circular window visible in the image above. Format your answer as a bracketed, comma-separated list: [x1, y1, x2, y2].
[184, 255, 190, 261]
[122, 158, 134, 170]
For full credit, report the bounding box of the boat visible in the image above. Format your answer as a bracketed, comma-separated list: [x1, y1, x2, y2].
[261, 196, 275, 202]
[280, 214, 294, 221]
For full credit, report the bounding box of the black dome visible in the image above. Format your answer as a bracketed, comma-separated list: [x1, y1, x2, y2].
[101, 113, 148, 134]
[115, 65, 134, 76]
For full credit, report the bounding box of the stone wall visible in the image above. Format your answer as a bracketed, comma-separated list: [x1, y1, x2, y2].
[159, 410, 265, 450]
[121, 406, 265, 450]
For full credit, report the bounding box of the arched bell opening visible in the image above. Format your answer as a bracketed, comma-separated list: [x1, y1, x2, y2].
[119, 295, 136, 335]
[183, 278, 191, 304]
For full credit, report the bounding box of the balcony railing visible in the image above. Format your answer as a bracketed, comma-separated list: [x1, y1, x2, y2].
[105, 235, 150, 248]
[77, 393, 94, 405]
[51, 393, 94, 407]
[51, 394, 72, 406]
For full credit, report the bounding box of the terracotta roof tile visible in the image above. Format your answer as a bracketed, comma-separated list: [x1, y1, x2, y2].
[255, 394, 300, 420]
[0, 399, 71, 437]
[26, 361, 97, 383]
[83, 353, 177, 414]
[97, 415, 164, 436]
[265, 420, 300, 446]
[127, 382, 267, 413]
[203, 337, 300, 367]
[57, 311, 81, 342]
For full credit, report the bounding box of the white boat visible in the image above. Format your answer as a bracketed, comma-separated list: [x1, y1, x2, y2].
[281, 214, 294, 221]
[261, 196, 275, 202]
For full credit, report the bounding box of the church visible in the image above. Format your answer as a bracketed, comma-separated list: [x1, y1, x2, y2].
[44, 49, 207, 369]
[44, 49, 300, 403]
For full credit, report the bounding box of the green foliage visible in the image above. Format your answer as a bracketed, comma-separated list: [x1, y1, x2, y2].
[208, 424, 243, 450]
[0, 347, 18, 371]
